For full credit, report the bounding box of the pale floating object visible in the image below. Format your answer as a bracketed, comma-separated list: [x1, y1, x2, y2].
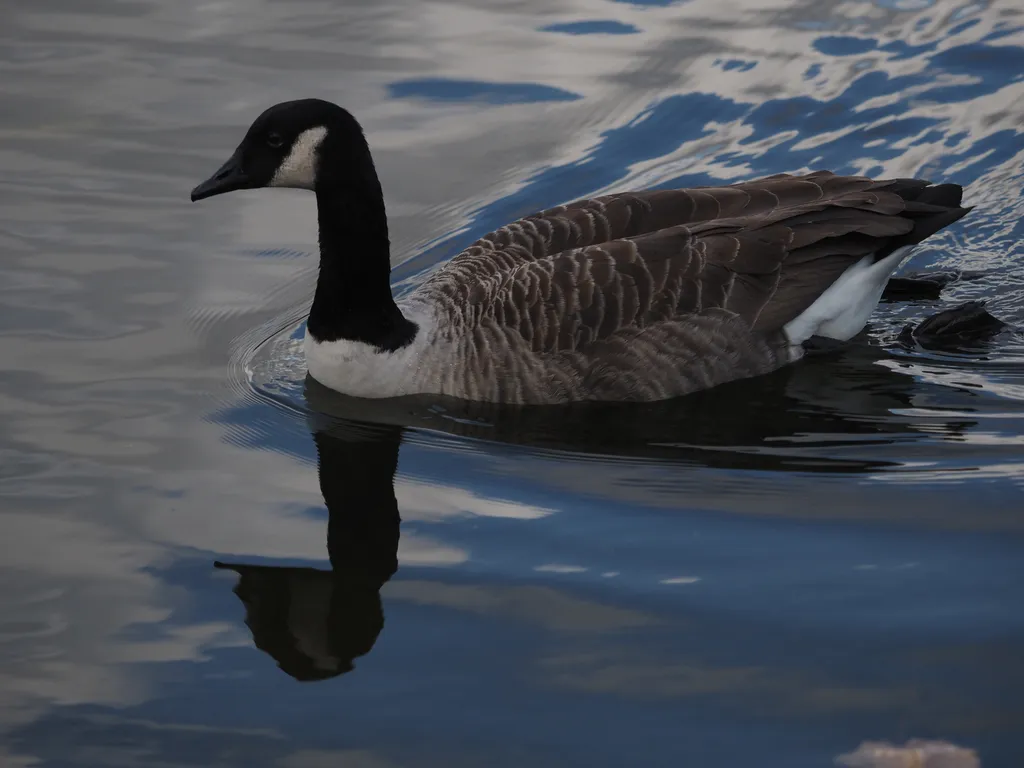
[836, 739, 981, 768]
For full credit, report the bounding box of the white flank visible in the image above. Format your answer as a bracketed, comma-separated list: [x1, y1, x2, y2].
[269, 126, 328, 189]
[303, 300, 445, 398]
[783, 246, 915, 345]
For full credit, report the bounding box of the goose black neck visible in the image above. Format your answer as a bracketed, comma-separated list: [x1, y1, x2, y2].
[307, 183, 417, 350]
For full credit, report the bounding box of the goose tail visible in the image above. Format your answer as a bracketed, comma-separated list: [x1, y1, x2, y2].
[784, 179, 971, 345]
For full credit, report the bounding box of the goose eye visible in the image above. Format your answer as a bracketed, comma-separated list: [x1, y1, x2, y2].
[266, 132, 284, 149]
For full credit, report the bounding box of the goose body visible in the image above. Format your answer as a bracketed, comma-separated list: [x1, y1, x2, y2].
[192, 99, 971, 405]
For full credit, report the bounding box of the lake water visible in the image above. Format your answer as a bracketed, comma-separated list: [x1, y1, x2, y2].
[1, 0, 1023, 766]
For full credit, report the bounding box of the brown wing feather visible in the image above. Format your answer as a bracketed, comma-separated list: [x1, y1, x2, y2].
[420, 171, 969, 355]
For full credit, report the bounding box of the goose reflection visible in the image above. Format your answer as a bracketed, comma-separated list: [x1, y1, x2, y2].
[217, 302, 1007, 681]
[215, 421, 402, 682]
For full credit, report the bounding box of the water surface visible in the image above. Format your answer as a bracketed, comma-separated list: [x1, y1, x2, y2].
[1, 0, 1023, 766]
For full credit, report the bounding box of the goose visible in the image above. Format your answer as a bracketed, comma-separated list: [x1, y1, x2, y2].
[191, 98, 971, 404]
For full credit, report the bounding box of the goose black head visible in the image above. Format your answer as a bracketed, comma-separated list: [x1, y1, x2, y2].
[191, 98, 372, 202]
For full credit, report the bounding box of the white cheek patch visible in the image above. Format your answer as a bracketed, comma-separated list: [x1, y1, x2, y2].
[269, 125, 328, 189]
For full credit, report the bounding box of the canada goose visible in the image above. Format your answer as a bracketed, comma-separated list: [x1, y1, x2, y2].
[191, 98, 972, 404]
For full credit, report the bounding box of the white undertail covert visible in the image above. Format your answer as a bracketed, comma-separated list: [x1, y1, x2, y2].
[783, 246, 915, 344]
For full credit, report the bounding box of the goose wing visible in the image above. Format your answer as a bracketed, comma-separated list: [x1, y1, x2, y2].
[422, 171, 968, 352]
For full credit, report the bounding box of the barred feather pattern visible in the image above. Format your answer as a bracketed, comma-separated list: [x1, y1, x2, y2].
[393, 171, 968, 404]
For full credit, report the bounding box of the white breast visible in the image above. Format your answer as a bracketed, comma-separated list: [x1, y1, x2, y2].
[303, 301, 446, 398]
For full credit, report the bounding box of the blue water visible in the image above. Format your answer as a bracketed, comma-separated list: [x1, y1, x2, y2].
[1, 0, 1022, 766]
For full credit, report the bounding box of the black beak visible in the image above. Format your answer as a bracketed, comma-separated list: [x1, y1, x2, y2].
[191, 150, 251, 202]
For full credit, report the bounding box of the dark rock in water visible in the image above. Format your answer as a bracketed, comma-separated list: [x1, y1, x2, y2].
[899, 301, 1008, 350]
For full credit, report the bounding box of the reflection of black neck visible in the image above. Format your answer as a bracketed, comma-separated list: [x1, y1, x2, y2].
[306, 171, 416, 351]
[216, 421, 404, 682]
[316, 424, 401, 583]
